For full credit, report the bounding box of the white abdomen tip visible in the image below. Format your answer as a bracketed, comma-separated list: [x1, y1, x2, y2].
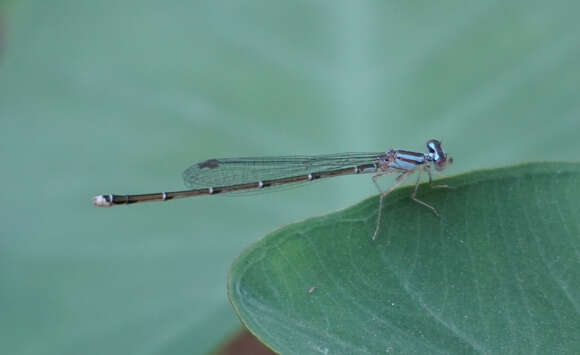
[92, 195, 113, 207]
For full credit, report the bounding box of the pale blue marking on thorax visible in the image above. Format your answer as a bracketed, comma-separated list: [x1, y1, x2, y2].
[390, 151, 426, 171]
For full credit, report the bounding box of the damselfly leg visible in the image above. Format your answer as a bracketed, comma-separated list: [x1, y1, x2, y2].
[372, 170, 413, 240]
[371, 164, 454, 241]
[410, 169, 440, 217]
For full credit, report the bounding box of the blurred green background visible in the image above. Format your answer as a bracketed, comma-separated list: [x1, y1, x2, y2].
[1, 1, 579, 354]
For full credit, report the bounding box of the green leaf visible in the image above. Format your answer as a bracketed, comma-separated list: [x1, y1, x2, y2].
[229, 162, 580, 354]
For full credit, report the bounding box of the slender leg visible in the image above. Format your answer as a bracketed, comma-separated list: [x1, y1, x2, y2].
[372, 172, 411, 241]
[371, 170, 394, 193]
[427, 169, 455, 189]
[411, 169, 440, 217]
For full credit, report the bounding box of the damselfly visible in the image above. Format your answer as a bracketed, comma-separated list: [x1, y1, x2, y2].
[93, 139, 453, 240]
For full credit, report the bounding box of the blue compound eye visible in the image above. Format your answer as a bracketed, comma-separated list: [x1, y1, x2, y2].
[426, 139, 452, 171]
[426, 139, 442, 161]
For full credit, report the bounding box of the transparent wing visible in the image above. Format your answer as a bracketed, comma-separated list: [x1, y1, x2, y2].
[182, 153, 382, 189]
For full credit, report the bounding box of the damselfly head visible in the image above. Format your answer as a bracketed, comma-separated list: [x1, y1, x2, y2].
[426, 139, 452, 171]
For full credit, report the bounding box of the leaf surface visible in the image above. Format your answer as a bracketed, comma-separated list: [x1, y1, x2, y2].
[229, 163, 580, 354]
